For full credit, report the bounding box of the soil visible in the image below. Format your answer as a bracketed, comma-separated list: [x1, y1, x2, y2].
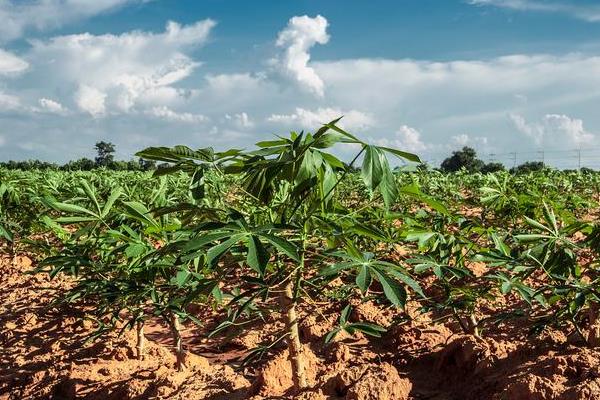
[2, 253, 600, 400]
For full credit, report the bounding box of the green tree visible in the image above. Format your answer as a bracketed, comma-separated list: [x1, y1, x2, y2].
[481, 162, 505, 173]
[510, 161, 546, 174]
[441, 147, 485, 172]
[95, 141, 116, 167]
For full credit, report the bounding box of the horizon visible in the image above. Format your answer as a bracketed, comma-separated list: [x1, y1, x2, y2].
[2, 1, 600, 169]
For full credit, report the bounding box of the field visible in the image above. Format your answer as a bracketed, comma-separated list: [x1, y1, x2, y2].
[3, 124, 600, 400]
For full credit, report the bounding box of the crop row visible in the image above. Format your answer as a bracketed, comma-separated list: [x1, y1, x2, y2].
[2, 120, 600, 393]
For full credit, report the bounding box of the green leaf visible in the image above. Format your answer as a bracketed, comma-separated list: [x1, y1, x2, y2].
[125, 243, 147, 258]
[347, 322, 387, 337]
[123, 201, 160, 229]
[377, 146, 421, 163]
[260, 234, 300, 262]
[102, 188, 122, 218]
[247, 235, 270, 275]
[386, 268, 425, 299]
[361, 145, 383, 191]
[207, 235, 243, 267]
[356, 265, 372, 294]
[371, 269, 407, 307]
[0, 224, 13, 242]
[184, 231, 233, 252]
[175, 270, 191, 287]
[50, 201, 98, 217]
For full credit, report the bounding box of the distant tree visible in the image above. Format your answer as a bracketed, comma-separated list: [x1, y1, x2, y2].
[580, 167, 595, 174]
[0, 160, 58, 170]
[510, 161, 546, 174]
[95, 141, 116, 167]
[62, 158, 96, 171]
[138, 158, 156, 171]
[481, 162, 505, 173]
[441, 147, 485, 173]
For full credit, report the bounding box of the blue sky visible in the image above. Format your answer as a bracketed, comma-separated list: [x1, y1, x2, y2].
[2, 0, 600, 167]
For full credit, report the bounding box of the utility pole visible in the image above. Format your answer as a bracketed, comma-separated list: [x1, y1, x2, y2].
[577, 148, 581, 169]
[538, 150, 545, 164]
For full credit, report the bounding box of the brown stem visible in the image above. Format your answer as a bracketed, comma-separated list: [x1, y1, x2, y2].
[136, 321, 145, 361]
[280, 280, 307, 392]
[469, 314, 481, 338]
[170, 314, 185, 371]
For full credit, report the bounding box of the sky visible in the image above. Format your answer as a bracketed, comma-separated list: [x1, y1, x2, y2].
[2, 0, 600, 168]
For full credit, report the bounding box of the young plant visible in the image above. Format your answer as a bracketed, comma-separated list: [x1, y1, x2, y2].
[138, 119, 422, 392]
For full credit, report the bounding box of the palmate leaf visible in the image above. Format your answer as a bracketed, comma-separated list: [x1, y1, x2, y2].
[370, 268, 407, 307]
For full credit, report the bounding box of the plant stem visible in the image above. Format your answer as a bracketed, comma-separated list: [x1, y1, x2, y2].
[136, 321, 145, 361]
[170, 314, 185, 371]
[280, 279, 307, 392]
[469, 314, 481, 338]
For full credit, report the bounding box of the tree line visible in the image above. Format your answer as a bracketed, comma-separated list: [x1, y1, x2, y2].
[0, 142, 156, 171]
[439, 146, 554, 174]
[0, 142, 591, 174]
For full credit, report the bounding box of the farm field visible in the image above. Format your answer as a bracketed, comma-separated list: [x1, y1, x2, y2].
[3, 123, 600, 400]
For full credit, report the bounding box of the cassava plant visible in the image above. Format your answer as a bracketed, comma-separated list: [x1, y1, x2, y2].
[138, 118, 423, 392]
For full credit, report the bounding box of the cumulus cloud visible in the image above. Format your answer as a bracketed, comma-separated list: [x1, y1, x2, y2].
[38, 98, 67, 114]
[148, 106, 208, 123]
[76, 85, 107, 116]
[4, 13, 600, 165]
[225, 112, 254, 129]
[0, 0, 151, 42]
[0, 48, 28, 75]
[511, 114, 595, 147]
[275, 15, 329, 96]
[468, 0, 600, 22]
[27, 19, 215, 116]
[267, 107, 373, 131]
[391, 126, 429, 153]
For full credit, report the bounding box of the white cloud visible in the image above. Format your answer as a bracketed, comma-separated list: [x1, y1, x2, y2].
[38, 98, 67, 114]
[0, 48, 28, 75]
[391, 126, 429, 153]
[268, 107, 373, 131]
[0, 91, 21, 111]
[511, 113, 595, 147]
[468, 0, 600, 22]
[275, 15, 329, 96]
[225, 112, 254, 129]
[451, 133, 488, 148]
[27, 19, 215, 115]
[76, 85, 107, 116]
[148, 106, 208, 123]
[0, 0, 151, 42]
[4, 13, 600, 166]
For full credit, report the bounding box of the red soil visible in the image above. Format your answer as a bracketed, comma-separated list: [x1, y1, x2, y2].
[2, 253, 600, 399]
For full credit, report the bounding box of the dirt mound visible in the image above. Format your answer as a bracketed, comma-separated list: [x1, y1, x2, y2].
[322, 363, 412, 400]
[257, 345, 320, 397]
